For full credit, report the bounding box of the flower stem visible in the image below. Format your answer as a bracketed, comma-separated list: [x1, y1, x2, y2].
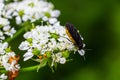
[0, 65, 40, 74]
[4, 27, 25, 42]
[0, 67, 4, 69]
[20, 65, 39, 72]
[0, 70, 7, 73]
[4, 22, 32, 43]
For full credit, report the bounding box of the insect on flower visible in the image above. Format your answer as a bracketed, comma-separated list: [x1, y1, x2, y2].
[65, 23, 85, 56]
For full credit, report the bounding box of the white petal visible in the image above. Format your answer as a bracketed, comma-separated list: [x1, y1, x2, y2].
[7, 52, 15, 57]
[22, 15, 29, 22]
[59, 57, 66, 64]
[3, 26, 10, 31]
[0, 74, 7, 79]
[15, 64, 20, 69]
[56, 53, 62, 58]
[51, 10, 60, 17]
[10, 28, 16, 34]
[48, 18, 57, 24]
[23, 32, 32, 39]
[42, 16, 48, 21]
[16, 16, 21, 24]
[2, 42, 8, 49]
[23, 51, 33, 61]
[19, 41, 29, 50]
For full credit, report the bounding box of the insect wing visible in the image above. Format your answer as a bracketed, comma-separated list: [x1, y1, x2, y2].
[66, 23, 83, 49]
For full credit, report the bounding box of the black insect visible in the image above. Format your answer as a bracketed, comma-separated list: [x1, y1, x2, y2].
[65, 23, 85, 56]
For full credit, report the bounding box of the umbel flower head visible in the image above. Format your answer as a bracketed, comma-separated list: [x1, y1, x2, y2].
[19, 22, 85, 69]
[0, 42, 20, 80]
[4, 0, 60, 25]
[0, 1, 16, 40]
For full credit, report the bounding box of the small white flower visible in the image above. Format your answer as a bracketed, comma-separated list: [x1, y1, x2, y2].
[9, 60, 17, 73]
[4, 27, 16, 37]
[23, 31, 32, 39]
[56, 53, 62, 58]
[16, 16, 22, 24]
[10, 27, 16, 34]
[0, 0, 4, 3]
[12, 11, 18, 16]
[7, 52, 16, 57]
[15, 64, 20, 70]
[50, 10, 60, 18]
[3, 26, 10, 31]
[19, 41, 30, 50]
[59, 57, 66, 64]
[1, 42, 8, 49]
[8, 59, 20, 73]
[23, 50, 33, 61]
[3, 9, 14, 19]
[22, 15, 29, 22]
[0, 48, 5, 55]
[0, 31, 5, 40]
[0, 3, 4, 12]
[42, 16, 48, 21]
[1, 55, 10, 70]
[0, 17, 9, 26]
[48, 18, 57, 24]
[0, 74, 7, 80]
[0, 42, 8, 55]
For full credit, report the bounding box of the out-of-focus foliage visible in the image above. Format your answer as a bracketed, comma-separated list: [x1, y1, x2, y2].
[12, 0, 120, 80]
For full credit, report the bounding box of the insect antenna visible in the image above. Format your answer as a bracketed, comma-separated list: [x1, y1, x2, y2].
[83, 49, 92, 51]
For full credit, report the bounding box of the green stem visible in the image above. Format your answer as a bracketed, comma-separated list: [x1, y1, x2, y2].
[4, 21, 32, 42]
[20, 65, 39, 72]
[0, 70, 7, 73]
[0, 65, 39, 74]
[4, 27, 25, 42]
[0, 67, 4, 69]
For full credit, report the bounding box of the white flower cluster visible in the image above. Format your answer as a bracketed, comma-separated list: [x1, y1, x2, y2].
[4, 0, 60, 24]
[0, 1, 16, 40]
[0, 74, 7, 80]
[0, 0, 85, 78]
[0, 42, 20, 80]
[19, 22, 76, 65]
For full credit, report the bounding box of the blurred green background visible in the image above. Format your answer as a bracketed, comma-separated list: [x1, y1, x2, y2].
[12, 0, 120, 80]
